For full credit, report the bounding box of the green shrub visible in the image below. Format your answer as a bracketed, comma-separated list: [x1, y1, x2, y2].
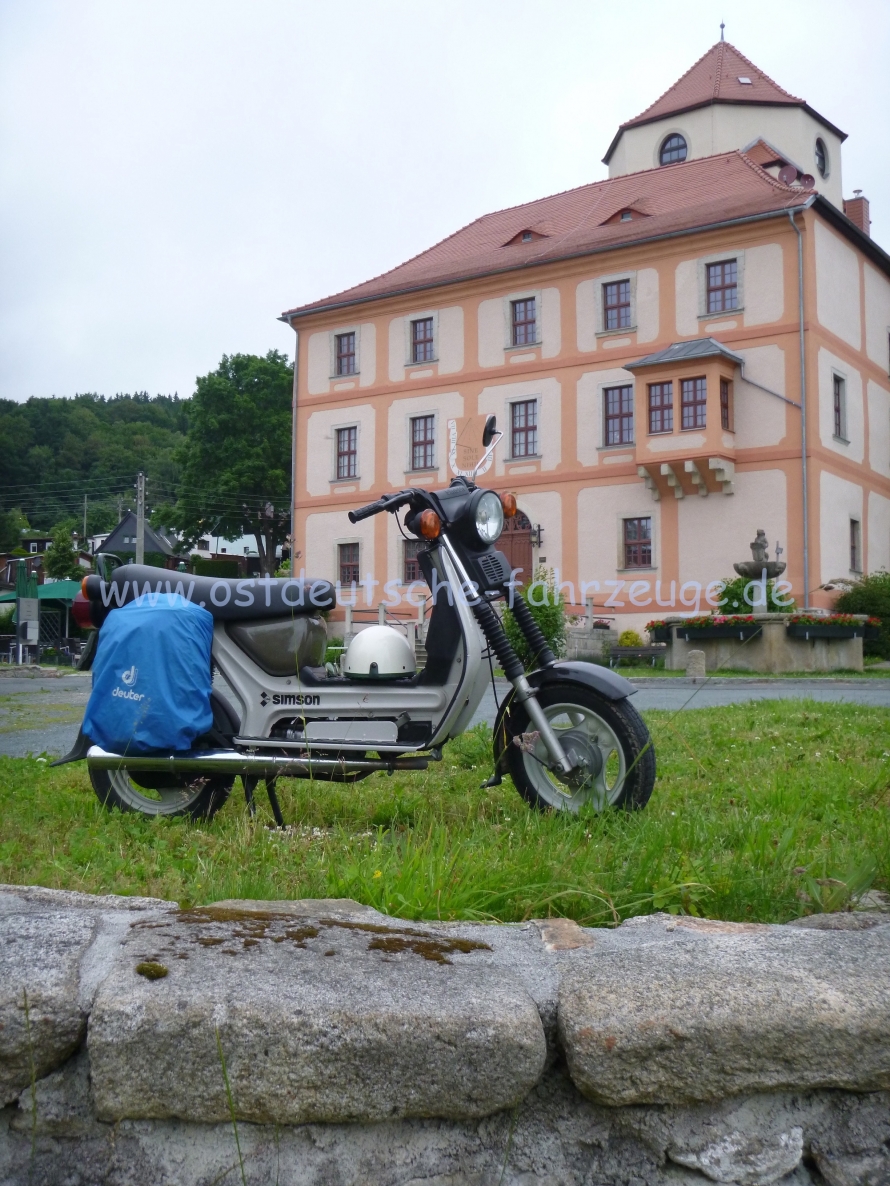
[192, 558, 240, 578]
[834, 570, 890, 658]
[717, 575, 794, 614]
[617, 629, 644, 647]
[325, 635, 345, 665]
[503, 567, 566, 670]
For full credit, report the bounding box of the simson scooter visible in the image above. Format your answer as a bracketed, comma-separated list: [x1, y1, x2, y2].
[61, 416, 655, 820]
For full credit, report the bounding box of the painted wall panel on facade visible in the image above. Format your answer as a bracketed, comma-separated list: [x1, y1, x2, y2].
[868, 491, 890, 574]
[576, 369, 634, 465]
[438, 306, 465, 374]
[478, 298, 504, 367]
[576, 280, 597, 352]
[815, 222, 861, 349]
[577, 483, 661, 599]
[734, 345, 788, 447]
[820, 470, 863, 583]
[478, 378, 561, 475]
[675, 260, 698, 336]
[678, 469, 787, 593]
[744, 243, 784, 325]
[307, 332, 330, 395]
[358, 323, 376, 387]
[305, 510, 376, 587]
[867, 380, 890, 479]
[609, 106, 843, 209]
[541, 288, 561, 359]
[817, 347, 864, 463]
[864, 265, 890, 369]
[305, 404, 376, 496]
[388, 318, 405, 383]
[517, 491, 562, 576]
[636, 268, 659, 343]
[386, 391, 464, 487]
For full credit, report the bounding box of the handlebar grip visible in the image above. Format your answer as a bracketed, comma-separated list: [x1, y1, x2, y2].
[348, 500, 385, 523]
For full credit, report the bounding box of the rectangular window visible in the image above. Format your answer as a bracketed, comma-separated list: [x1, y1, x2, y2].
[681, 377, 707, 430]
[336, 425, 357, 479]
[720, 378, 733, 430]
[339, 542, 360, 585]
[511, 399, 538, 457]
[604, 384, 634, 445]
[335, 332, 356, 376]
[850, 519, 862, 572]
[410, 414, 435, 470]
[623, 517, 652, 568]
[511, 297, 537, 346]
[706, 260, 738, 313]
[648, 381, 673, 434]
[411, 318, 434, 363]
[603, 280, 631, 330]
[403, 539, 423, 584]
[833, 374, 847, 439]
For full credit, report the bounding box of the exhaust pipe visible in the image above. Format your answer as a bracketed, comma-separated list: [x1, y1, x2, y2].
[86, 746, 429, 778]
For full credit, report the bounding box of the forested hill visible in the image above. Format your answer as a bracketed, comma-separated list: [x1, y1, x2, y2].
[0, 393, 188, 534]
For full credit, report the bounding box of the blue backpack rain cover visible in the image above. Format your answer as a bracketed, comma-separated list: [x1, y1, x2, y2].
[84, 594, 214, 753]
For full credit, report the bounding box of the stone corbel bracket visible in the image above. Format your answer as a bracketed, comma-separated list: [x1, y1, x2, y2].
[637, 466, 661, 501]
[683, 459, 708, 496]
[708, 456, 735, 494]
[659, 462, 684, 499]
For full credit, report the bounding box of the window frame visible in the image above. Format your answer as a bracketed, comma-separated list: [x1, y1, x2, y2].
[647, 381, 673, 435]
[338, 541, 360, 586]
[403, 538, 423, 584]
[410, 317, 435, 364]
[603, 384, 635, 446]
[593, 272, 637, 338]
[832, 372, 848, 442]
[510, 297, 538, 347]
[706, 259, 739, 315]
[849, 518, 862, 573]
[334, 331, 357, 377]
[603, 279, 632, 331]
[659, 133, 687, 166]
[510, 398, 539, 459]
[409, 413, 436, 472]
[815, 137, 829, 179]
[697, 251, 745, 319]
[623, 516, 653, 569]
[680, 376, 707, 431]
[334, 424, 358, 481]
[720, 377, 734, 431]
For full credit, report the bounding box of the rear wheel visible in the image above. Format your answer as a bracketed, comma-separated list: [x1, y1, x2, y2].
[89, 767, 233, 820]
[499, 683, 655, 813]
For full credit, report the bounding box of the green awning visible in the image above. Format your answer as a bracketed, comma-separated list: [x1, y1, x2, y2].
[0, 579, 81, 605]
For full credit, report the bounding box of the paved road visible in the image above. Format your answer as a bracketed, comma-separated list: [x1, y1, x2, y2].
[2, 670, 889, 758]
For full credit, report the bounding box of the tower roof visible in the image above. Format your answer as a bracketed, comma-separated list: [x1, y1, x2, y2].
[603, 41, 845, 164]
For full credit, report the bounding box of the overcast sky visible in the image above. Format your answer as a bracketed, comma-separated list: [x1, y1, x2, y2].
[1, 0, 887, 403]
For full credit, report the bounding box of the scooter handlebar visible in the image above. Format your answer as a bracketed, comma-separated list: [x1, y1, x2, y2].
[348, 491, 413, 523]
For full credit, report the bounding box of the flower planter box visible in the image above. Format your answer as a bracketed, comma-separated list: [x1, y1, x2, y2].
[864, 625, 881, 641]
[786, 623, 859, 641]
[648, 627, 671, 643]
[678, 624, 762, 641]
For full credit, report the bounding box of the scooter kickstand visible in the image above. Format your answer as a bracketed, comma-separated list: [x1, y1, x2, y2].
[265, 778, 286, 829]
[243, 776, 258, 818]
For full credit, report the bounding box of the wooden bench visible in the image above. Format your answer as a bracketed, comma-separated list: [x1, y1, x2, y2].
[608, 645, 666, 668]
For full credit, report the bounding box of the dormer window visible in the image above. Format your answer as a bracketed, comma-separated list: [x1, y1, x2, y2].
[503, 226, 550, 247]
[522, 231, 533, 242]
[620, 212, 632, 222]
[659, 134, 687, 165]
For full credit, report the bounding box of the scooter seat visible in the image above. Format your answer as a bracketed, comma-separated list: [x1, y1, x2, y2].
[84, 564, 335, 621]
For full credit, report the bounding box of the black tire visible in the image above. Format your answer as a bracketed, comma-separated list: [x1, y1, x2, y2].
[498, 682, 655, 813]
[89, 767, 234, 820]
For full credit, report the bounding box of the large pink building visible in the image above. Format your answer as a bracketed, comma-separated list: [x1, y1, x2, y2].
[282, 41, 890, 630]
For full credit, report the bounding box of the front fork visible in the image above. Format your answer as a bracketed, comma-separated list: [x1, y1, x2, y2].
[439, 538, 574, 776]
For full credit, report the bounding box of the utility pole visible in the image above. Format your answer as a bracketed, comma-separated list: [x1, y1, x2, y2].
[83, 495, 88, 549]
[135, 472, 145, 565]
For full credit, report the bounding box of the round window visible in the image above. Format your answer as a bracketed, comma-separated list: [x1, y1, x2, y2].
[659, 134, 687, 166]
[815, 138, 828, 178]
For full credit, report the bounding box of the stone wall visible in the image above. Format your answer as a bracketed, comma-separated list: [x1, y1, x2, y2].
[1, 885, 889, 1185]
[664, 618, 865, 673]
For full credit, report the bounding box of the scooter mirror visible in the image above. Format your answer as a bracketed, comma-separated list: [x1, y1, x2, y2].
[482, 415, 497, 448]
[96, 553, 124, 580]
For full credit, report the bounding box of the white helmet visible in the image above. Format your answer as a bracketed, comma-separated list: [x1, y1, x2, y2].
[343, 625, 417, 680]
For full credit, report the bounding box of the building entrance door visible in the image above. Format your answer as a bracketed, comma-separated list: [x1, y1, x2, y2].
[498, 511, 533, 585]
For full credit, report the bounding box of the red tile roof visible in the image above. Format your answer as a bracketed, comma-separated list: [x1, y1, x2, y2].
[282, 152, 810, 319]
[602, 42, 844, 163]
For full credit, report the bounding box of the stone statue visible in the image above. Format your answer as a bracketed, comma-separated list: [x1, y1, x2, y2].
[733, 529, 786, 582]
[749, 530, 769, 564]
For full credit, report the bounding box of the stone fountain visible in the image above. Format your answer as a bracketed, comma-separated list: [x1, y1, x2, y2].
[732, 529, 786, 614]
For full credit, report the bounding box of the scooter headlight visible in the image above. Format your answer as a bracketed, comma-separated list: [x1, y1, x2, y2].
[474, 490, 504, 544]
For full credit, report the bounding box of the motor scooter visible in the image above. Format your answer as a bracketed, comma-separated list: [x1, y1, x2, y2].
[61, 416, 655, 820]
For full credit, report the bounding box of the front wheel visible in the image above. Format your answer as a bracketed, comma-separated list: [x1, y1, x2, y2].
[89, 767, 234, 820]
[499, 683, 655, 813]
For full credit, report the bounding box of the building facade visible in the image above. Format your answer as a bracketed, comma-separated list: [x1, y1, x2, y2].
[282, 40, 890, 629]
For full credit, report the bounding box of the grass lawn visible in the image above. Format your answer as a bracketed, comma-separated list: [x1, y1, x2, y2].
[1, 701, 888, 927]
